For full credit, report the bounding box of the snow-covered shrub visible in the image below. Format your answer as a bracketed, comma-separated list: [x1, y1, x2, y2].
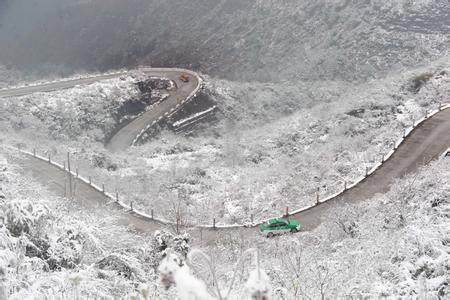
[47, 228, 85, 270]
[2, 200, 49, 237]
[154, 230, 174, 254]
[245, 269, 272, 300]
[158, 252, 183, 290]
[158, 252, 212, 299]
[154, 230, 190, 259]
[0, 248, 17, 275]
[91, 152, 117, 171]
[96, 254, 135, 279]
[25, 236, 51, 261]
[172, 233, 190, 258]
[173, 265, 213, 300]
[407, 72, 434, 93]
[0, 227, 14, 250]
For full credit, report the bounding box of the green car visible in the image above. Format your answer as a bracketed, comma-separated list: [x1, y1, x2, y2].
[258, 218, 301, 237]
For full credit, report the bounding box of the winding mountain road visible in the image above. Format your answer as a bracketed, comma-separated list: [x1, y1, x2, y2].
[2, 68, 450, 244]
[294, 107, 450, 231]
[106, 68, 200, 151]
[0, 67, 201, 152]
[0, 73, 128, 98]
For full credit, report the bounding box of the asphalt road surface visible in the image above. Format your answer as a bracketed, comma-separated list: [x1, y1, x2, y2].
[0, 73, 128, 98]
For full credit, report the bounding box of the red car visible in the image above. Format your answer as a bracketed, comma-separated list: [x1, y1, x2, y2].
[179, 73, 190, 83]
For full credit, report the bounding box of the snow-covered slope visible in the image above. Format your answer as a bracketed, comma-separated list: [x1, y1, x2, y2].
[1, 61, 448, 225]
[0, 75, 140, 145]
[0, 148, 189, 299]
[253, 158, 450, 299]
[2, 147, 448, 298]
[0, 1, 448, 297]
[0, 1, 448, 81]
[27, 61, 444, 225]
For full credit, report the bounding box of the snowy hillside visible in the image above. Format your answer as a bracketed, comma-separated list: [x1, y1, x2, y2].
[4, 62, 445, 225]
[0, 1, 448, 81]
[1, 144, 448, 298]
[233, 158, 450, 299]
[0, 71, 176, 146]
[0, 1, 449, 299]
[0, 148, 188, 299]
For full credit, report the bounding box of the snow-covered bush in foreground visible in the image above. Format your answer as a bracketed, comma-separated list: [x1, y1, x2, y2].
[245, 269, 271, 300]
[154, 230, 190, 259]
[158, 252, 212, 300]
[158, 249, 273, 300]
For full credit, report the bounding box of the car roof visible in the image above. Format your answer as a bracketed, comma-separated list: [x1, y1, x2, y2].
[268, 218, 288, 224]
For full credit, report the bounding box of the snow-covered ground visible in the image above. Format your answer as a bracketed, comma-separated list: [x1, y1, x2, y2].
[0, 73, 143, 145]
[1, 143, 448, 298]
[0, 147, 188, 299]
[208, 158, 450, 299]
[1, 1, 449, 298]
[0, 63, 448, 298]
[1, 60, 448, 226]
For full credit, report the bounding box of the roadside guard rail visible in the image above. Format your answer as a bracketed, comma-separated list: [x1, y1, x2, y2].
[10, 74, 449, 230]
